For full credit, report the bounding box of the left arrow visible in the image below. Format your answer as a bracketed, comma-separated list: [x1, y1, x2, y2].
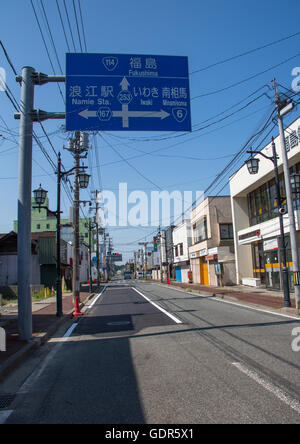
[79, 109, 97, 119]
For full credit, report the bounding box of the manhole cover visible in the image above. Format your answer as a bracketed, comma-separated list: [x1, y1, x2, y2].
[106, 321, 131, 326]
[0, 394, 15, 410]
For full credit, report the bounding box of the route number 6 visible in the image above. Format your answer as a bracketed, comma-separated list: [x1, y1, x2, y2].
[172, 107, 187, 123]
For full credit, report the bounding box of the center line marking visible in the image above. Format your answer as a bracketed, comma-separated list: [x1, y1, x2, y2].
[132, 287, 182, 324]
[232, 362, 300, 414]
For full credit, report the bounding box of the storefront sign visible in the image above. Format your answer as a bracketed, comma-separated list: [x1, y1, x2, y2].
[263, 238, 278, 251]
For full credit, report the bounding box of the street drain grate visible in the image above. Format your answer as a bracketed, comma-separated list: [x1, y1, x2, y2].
[0, 394, 15, 410]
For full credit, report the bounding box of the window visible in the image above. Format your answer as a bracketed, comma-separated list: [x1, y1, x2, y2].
[174, 245, 178, 257]
[179, 243, 184, 255]
[46, 224, 50, 229]
[85, 233, 88, 238]
[194, 217, 208, 244]
[37, 224, 41, 230]
[220, 224, 233, 240]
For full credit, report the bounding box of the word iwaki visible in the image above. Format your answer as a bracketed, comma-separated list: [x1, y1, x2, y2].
[291, 327, 300, 352]
[96, 183, 204, 227]
[0, 327, 6, 352]
[0, 67, 6, 92]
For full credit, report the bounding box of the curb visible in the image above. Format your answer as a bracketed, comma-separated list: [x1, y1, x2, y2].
[0, 292, 96, 381]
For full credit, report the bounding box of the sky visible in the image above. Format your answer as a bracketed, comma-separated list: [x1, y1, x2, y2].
[1, 0, 300, 263]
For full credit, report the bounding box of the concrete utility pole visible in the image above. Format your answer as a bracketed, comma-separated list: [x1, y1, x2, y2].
[274, 81, 300, 307]
[103, 229, 108, 282]
[158, 226, 163, 282]
[15, 68, 66, 340]
[17, 67, 35, 340]
[139, 242, 149, 278]
[92, 190, 100, 287]
[65, 132, 90, 309]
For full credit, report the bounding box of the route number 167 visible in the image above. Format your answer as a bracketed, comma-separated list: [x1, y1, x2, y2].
[97, 107, 112, 121]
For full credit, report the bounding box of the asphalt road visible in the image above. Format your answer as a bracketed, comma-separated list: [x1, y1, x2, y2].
[1, 280, 300, 424]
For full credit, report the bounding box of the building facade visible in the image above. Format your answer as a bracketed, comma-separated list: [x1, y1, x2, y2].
[188, 196, 236, 286]
[172, 220, 192, 283]
[230, 115, 300, 291]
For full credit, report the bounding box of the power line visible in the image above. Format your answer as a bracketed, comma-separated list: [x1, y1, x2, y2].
[190, 30, 300, 75]
[55, 0, 71, 52]
[63, 0, 77, 52]
[72, 0, 83, 52]
[192, 51, 300, 100]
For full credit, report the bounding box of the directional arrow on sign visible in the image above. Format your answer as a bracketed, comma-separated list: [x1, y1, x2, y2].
[120, 76, 130, 91]
[79, 109, 97, 119]
[112, 109, 170, 120]
[78, 107, 170, 128]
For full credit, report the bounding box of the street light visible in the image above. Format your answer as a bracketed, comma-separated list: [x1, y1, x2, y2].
[245, 156, 260, 175]
[245, 139, 291, 307]
[78, 172, 90, 189]
[33, 184, 48, 207]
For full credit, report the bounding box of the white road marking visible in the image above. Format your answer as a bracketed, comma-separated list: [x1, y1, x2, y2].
[63, 323, 79, 338]
[87, 286, 107, 311]
[153, 283, 300, 321]
[0, 410, 13, 424]
[232, 362, 300, 415]
[132, 287, 182, 324]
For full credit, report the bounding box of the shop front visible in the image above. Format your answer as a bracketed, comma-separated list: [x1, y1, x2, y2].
[252, 236, 293, 291]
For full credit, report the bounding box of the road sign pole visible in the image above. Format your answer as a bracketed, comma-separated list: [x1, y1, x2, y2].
[17, 66, 35, 341]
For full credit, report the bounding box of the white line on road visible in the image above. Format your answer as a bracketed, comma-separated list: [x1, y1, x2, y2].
[132, 287, 182, 324]
[153, 283, 300, 321]
[87, 286, 107, 311]
[0, 410, 13, 424]
[232, 362, 300, 415]
[63, 323, 79, 338]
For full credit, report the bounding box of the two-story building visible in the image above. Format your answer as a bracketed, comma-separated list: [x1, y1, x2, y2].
[188, 196, 236, 286]
[172, 220, 192, 283]
[230, 115, 300, 291]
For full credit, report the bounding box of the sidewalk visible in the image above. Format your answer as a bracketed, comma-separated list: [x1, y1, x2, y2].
[157, 280, 300, 315]
[0, 285, 101, 379]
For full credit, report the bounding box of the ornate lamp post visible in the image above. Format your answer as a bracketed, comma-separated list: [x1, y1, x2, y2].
[245, 138, 291, 307]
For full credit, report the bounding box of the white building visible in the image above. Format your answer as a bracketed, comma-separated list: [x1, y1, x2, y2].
[172, 220, 192, 283]
[230, 115, 300, 291]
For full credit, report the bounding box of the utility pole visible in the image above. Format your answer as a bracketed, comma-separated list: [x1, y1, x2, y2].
[274, 80, 300, 307]
[17, 67, 35, 340]
[158, 226, 163, 282]
[56, 152, 63, 317]
[65, 132, 90, 312]
[103, 228, 108, 282]
[15, 68, 66, 340]
[139, 242, 148, 278]
[88, 217, 93, 294]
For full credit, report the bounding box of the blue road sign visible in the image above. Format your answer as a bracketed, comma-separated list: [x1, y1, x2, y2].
[66, 53, 191, 132]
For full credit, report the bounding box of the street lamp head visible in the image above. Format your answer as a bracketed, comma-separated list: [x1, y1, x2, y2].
[33, 184, 48, 206]
[245, 156, 260, 175]
[78, 171, 90, 189]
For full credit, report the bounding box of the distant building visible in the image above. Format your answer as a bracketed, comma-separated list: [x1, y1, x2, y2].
[172, 220, 192, 283]
[189, 196, 236, 286]
[13, 198, 96, 249]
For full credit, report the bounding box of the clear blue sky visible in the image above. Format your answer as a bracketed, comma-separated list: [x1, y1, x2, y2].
[1, 0, 300, 262]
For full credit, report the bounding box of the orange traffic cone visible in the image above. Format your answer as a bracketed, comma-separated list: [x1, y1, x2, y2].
[73, 296, 83, 317]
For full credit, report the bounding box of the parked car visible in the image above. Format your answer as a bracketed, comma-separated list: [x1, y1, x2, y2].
[124, 271, 132, 280]
[137, 272, 144, 279]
